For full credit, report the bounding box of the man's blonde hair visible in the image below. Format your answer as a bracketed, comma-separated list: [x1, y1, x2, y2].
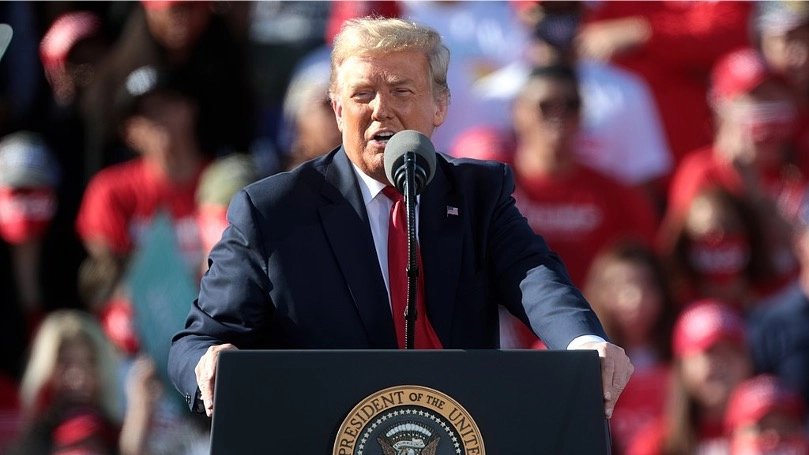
[329, 16, 451, 103]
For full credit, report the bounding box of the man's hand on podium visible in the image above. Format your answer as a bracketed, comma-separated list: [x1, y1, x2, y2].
[574, 341, 634, 419]
[195, 343, 238, 417]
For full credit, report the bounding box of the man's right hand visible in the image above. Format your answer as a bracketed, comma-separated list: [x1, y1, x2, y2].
[194, 343, 238, 417]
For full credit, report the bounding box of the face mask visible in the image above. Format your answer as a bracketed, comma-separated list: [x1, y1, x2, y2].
[732, 434, 809, 455]
[688, 232, 751, 285]
[0, 187, 56, 243]
[733, 101, 797, 143]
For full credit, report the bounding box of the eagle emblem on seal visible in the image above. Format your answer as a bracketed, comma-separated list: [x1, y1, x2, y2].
[377, 421, 440, 455]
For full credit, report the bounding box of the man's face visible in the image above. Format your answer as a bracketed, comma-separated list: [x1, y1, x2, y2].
[513, 77, 581, 160]
[720, 79, 797, 166]
[331, 50, 448, 184]
[760, 24, 809, 93]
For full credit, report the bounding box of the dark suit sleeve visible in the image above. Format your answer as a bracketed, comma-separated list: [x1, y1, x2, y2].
[489, 165, 607, 349]
[168, 189, 273, 409]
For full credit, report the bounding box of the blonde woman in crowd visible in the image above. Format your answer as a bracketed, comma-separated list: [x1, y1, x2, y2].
[9, 310, 121, 454]
[7, 310, 185, 455]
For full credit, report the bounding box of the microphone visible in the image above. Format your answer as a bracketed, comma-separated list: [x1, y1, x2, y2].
[382, 130, 436, 349]
[383, 130, 436, 195]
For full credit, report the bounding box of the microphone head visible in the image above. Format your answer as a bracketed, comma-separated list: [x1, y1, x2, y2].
[383, 130, 437, 195]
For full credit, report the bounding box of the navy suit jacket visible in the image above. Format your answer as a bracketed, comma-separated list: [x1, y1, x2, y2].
[169, 147, 606, 408]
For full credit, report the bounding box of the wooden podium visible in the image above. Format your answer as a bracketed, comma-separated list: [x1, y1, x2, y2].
[210, 350, 610, 454]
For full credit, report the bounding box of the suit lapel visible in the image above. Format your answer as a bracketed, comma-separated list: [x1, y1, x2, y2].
[419, 159, 464, 347]
[318, 149, 398, 348]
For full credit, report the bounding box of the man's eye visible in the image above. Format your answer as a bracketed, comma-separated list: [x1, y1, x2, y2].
[352, 91, 374, 101]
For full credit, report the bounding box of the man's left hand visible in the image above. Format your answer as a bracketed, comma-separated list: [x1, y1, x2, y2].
[575, 341, 634, 419]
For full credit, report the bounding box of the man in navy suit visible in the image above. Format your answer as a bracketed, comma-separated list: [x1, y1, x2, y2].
[168, 16, 633, 418]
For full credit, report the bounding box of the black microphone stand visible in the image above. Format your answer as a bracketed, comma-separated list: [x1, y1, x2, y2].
[403, 151, 419, 350]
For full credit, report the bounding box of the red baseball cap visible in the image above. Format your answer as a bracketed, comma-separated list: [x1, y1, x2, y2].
[710, 48, 775, 104]
[39, 11, 101, 72]
[672, 299, 746, 358]
[725, 375, 805, 431]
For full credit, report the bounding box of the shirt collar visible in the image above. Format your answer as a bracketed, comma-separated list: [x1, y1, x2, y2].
[351, 162, 388, 206]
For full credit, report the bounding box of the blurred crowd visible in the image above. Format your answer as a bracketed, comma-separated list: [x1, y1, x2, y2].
[0, 1, 808, 454]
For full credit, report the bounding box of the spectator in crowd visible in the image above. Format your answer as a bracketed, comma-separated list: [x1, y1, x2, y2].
[80, 0, 252, 177]
[498, 64, 657, 350]
[6, 310, 193, 455]
[627, 299, 753, 455]
[0, 131, 60, 331]
[7, 310, 121, 455]
[76, 65, 207, 311]
[510, 64, 658, 287]
[666, 47, 803, 296]
[578, 1, 753, 168]
[746, 194, 809, 412]
[724, 375, 808, 455]
[582, 241, 677, 453]
[659, 186, 776, 310]
[277, 56, 341, 171]
[667, 47, 804, 224]
[39, 10, 111, 185]
[754, 0, 809, 157]
[474, 1, 672, 205]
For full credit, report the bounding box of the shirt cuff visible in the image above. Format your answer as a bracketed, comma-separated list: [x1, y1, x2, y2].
[566, 335, 607, 350]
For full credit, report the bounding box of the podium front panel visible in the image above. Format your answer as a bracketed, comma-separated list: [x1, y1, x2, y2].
[210, 350, 609, 454]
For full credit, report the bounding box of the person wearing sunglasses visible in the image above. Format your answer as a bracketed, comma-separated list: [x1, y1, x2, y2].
[510, 64, 658, 290]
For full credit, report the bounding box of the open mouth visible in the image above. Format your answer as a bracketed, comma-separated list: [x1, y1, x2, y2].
[372, 131, 395, 144]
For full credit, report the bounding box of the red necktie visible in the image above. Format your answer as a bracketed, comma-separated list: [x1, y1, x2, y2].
[382, 187, 443, 349]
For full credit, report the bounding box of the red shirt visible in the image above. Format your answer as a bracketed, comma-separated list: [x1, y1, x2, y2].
[515, 166, 658, 286]
[610, 365, 671, 454]
[584, 1, 753, 166]
[76, 158, 205, 270]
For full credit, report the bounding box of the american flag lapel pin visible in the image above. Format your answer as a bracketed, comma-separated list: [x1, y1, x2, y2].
[446, 205, 459, 217]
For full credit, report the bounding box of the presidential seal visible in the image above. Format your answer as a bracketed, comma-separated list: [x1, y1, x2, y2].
[333, 385, 485, 455]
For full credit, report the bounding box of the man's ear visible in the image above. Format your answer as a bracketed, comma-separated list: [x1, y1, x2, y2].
[331, 96, 344, 132]
[432, 95, 449, 129]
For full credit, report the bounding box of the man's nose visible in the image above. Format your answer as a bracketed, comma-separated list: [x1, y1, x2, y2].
[370, 92, 394, 120]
